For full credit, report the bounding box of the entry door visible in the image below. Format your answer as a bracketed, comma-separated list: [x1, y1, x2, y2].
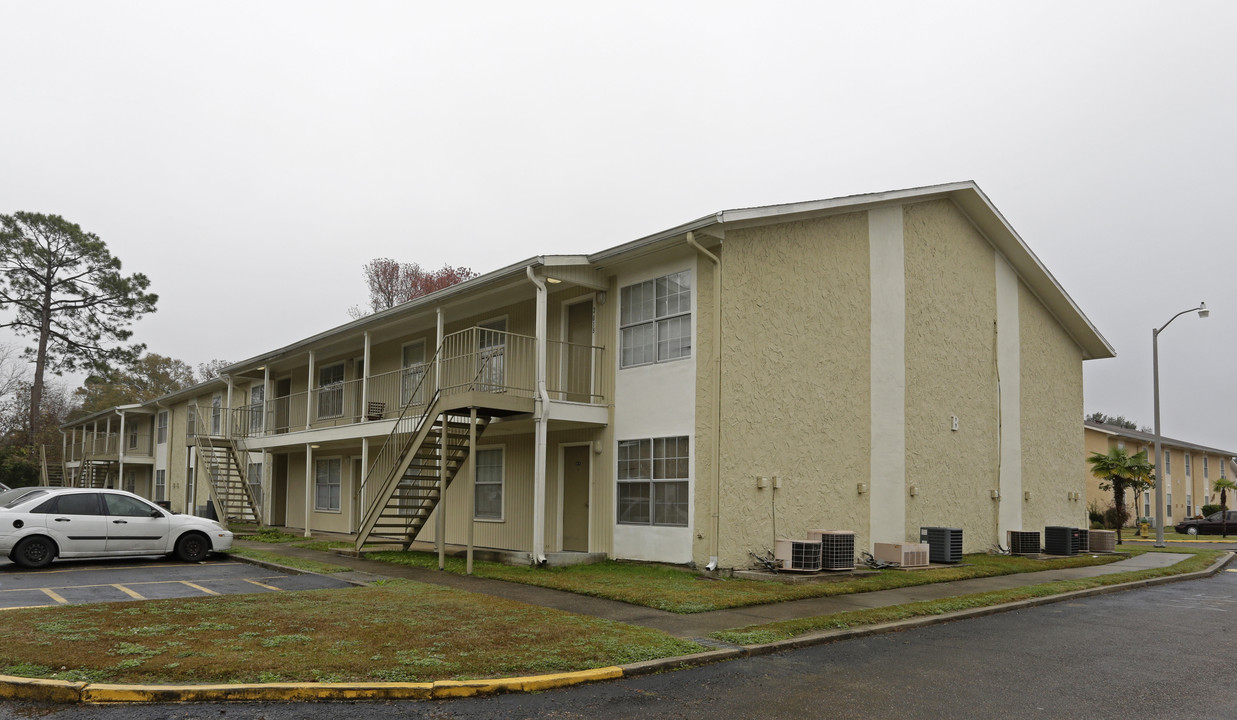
[274, 378, 292, 433]
[352, 458, 364, 531]
[477, 319, 507, 391]
[562, 445, 590, 552]
[564, 301, 593, 402]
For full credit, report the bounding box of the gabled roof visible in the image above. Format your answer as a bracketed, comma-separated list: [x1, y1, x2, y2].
[1085, 420, 1237, 459]
[589, 181, 1114, 360]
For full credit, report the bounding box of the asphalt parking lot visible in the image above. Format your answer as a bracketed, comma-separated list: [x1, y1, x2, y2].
[0, 556, 354, 609]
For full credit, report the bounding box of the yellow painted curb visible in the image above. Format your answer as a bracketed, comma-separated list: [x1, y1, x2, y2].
[430, 667, 623, 698]
[0, 675, 85, 703]
[82, 681, 434, 703]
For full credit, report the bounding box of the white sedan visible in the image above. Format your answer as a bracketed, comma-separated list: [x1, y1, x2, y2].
[0, 487, 233, 568]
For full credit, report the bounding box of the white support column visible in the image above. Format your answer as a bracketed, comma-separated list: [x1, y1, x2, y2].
[467, 407, 477, 575]
[263, 366, 271, 436]
[225, 376, 234, 436]
[306, 351, 316, 431]
[360, 437, 369, 531]
[304, 444, 314, 538]
[435, 308, 445, 569]
[117, 411, 126, 490]
[362, 331, 371, 417]
[869, 206, 906, 548]
[527, 267, 549, 564]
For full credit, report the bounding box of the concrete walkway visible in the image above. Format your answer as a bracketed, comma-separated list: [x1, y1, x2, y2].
[232, 539, 1203, 639]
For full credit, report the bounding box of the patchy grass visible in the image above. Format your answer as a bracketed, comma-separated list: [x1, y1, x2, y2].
[233, 527, 302, 544]
[0, 581, 701, 685]
[362, 550, 1132, 614]
[291, 539, 355, 553]
[712, 548, 1224, 645]
[226, 548, 350, 574]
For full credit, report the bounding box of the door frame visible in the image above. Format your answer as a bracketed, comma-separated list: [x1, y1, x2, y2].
[557, 442, 593, 552]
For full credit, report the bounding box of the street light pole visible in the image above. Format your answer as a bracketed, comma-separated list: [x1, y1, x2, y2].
[1153, 302, 1209, 547]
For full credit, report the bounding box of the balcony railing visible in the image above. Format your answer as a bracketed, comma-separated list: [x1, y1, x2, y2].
[230, 327, 607, 440]
[65, 432, 154, 461]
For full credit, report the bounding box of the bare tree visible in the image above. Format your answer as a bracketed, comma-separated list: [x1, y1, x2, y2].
[196, 358, 231, 381]
[349, 259, 477, 318]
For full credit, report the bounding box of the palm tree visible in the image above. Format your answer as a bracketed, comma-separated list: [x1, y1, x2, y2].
[1213, 477, 1236, 538]
[1088, 447, 1156, 545]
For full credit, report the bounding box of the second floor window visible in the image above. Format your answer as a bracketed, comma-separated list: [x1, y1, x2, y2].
[250, 385, 265, 432]
[157, 411, 168, 444]
[128, 423, 139, 449]
[211, 395, 222, 435]
[620, 270, 692, 368]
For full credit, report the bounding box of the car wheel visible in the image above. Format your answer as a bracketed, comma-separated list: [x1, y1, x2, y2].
[174, 532, 210, 562]
[1186, 526, 1199, 536]
[12, 536, 57, 569]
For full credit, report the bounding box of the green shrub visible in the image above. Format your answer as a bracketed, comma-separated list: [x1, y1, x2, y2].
[1201, 504, 1223, 518]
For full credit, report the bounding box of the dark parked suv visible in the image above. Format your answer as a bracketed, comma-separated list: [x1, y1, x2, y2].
[1175, 510, 1237, 535]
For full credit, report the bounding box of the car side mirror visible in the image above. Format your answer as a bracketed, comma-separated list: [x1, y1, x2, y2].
[151, 509, 163, 518]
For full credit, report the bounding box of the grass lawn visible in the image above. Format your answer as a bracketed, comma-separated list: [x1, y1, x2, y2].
[0, 581, 701, 685]
[226, 547, 351, 574]
[711, 547, 1223, 645]
[363, 549, 1133, 614]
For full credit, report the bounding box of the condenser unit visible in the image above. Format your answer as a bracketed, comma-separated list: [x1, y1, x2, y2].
[1089, 529, 1116, 553]
[873, 542, 929, 568]
[807, 529, 855, 571]
[1006, 530, 1040, 555]
[919, 526, 963, 563]
[1075, 528, 1090, 553]
[774, 539, 822, 572]
[1044, 526, 1079, 556]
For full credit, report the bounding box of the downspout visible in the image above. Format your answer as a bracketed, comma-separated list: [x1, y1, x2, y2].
[526, 266, 550, 565]
[687, 232, 722, 571]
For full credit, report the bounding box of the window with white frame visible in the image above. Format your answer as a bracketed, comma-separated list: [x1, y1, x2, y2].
[401, 341, 427, 406]
[314, 458, 341, 512]
[211, 394, 222, 435]
[1204, 457, 1209, 479]
[1143, 493, 1151, 519]
[155, 469, 166, 502]
[1117, 441, 1125, 450]
[128, 423, 139, 449]
[1164, 450, 1171, 475]
[124, 469, 136, 494]
[474, 448, 504, 520]
[620, 271, 691, 368]
[617, 436, 689, 526]
[1187, 493, 1193, 517]
[1186, 454, 1192, 476]
[186, 406, 196, 437]
[1167, 491, 1173, 518]
[250, 385, 265, 433]
[157, 411, 168, 444]
[248, 462, 263, 506]
[317, 363, 345, 419]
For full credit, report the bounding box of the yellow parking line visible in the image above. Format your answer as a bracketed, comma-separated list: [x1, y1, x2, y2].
[113, 584, 145, 600]
[0, 605, 53, 611]
[40, 588, 68, 604]
[180, 581, 219, 596]
[243, 578, 283, 592]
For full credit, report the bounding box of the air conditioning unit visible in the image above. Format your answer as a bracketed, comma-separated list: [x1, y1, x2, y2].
[1075, 528, 1089, 553]
[920, 526, 963, 563]
[873, 542, 929, 568]
[1044, 526, 1079, 556]
[774, 539, 822, 572]
[1007, 530, 1040, 555]
[1089, 529, 1116, 553]
[807, 529, 855, 571]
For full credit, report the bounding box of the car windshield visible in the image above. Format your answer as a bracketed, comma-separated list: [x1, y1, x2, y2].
[0, 488, 48, 508]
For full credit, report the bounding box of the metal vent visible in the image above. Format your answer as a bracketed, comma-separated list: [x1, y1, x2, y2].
[873, 542, 930, 568]
[1089, 529, 1116, 553]
[1075, 528, 1089, 553]
[807, 529, 855, 571]
[919, 526, 963, 563]
[1044, 526, 1079, 556]
[774, 539, 822, 572]
[1007, 530, 1040, 555]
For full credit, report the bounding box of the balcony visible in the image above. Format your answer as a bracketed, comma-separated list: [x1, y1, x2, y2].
[228, 327, 608, 441]
[66, 432, 154, 462]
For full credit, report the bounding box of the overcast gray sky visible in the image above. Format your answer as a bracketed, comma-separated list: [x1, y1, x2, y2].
[2, 1, 1235, 448]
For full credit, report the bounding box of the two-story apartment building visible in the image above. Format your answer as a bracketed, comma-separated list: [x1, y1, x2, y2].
[54, 182, 1114, 569]
[1084, 420, 1237, 526]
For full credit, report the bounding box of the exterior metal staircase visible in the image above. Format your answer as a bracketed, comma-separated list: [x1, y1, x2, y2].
[39, 445, 65, 487]
[191, 402, 262, 527]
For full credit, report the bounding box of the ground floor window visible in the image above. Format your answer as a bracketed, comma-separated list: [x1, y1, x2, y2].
[1167, 492, 1173, 518]
[124, 469, 136, 494]
[474, 448, 503, 520]
[248, 462, 263, 506]
[617, 436, 689, 526]
[1187, 494, 1193, 517]
[155, 469, 166, 501]
[315, 458, 341, 512]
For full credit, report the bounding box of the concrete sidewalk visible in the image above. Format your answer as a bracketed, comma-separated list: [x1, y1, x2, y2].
[231, 539, 1210, 638]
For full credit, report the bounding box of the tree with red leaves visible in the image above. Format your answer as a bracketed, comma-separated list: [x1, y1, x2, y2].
[349, 259, 477, 318]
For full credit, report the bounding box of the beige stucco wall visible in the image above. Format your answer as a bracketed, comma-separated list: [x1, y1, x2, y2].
[1019, 283, 1088, 533]
[711, 212, 871, 567]
[903, 200, 1001, 552]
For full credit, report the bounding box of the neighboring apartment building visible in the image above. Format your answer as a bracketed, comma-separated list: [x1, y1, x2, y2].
[54, 182, 1114, 569]
[1084, 420, 1237, 526]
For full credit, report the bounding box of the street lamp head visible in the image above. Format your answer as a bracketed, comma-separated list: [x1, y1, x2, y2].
[1198, 302, 1209, 319]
